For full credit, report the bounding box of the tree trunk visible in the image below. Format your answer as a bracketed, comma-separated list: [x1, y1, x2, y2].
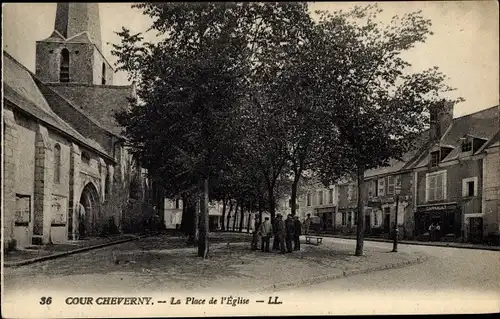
[221, 198, 227, 231]
[247, 202, 251, 233]
[239, 201, 245, 232]
[267, 186, 276, 222]
[198, 178, 209, 258]
[355, 163, 366, 256]
[194, 198, 200, 244]
[258, 194, 263, 222]
[226, 200, 233, 232]
[290, 173, 301, 217]
[232, 202, 239, 232]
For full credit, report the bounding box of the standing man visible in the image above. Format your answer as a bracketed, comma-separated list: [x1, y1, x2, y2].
[258, 217, 273, 252]
[294, 216, 302, 251]
[251, 215, 261, 251]
[304, 214, 311, 235]
[285, 214, 295, 253]
[275, 214, 286, 254]
[272, 215, 280, 251]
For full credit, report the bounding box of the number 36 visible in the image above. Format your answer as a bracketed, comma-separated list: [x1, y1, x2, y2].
[40, 297, 52, 305]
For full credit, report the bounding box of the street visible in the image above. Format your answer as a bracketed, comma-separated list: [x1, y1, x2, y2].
[2, 236, 499, 316]
[285, 237, 500, 293]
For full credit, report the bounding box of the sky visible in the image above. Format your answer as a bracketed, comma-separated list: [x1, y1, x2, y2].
[2, 1, 499, 118]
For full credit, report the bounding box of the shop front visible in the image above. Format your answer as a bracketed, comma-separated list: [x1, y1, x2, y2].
[415, 202, 461, 239]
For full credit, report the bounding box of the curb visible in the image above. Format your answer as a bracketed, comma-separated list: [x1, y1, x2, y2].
[251, 254, 429, 292]
[4, 236, 141, 268]
[318, 235, 500, 252]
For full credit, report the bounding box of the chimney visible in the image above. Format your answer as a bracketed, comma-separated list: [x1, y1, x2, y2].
[429, 100, 454, 141]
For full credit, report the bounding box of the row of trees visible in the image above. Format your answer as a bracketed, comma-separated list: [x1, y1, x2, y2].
[111, 2, 462, 258]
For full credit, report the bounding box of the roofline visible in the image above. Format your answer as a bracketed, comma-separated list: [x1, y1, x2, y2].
[476, 130, 500, 153]
[4, 99, 116, 163]
[33, 78, 126, 140]
[46, 82, 132, 90]
[453, 105, 499, 120]
[4, 50, 126, 139]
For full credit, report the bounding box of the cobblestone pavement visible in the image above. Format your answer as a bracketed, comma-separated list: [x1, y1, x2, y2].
[3, 234, 425, 294]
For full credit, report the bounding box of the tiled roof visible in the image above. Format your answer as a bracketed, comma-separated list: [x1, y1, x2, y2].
[3, 52, 111, 157]
[46, 83, 132, 136]
[414, 106, 499, 167]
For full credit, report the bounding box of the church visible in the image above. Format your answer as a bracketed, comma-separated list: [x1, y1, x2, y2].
[3, 3, 157, 249]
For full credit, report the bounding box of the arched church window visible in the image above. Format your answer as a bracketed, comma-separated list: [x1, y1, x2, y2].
[81, 151, 91, 165]
[53, 144, 61, 184]
[101, 62, 106, 85]
[105, 173, 111, 198]
[60, 48, 70, 82]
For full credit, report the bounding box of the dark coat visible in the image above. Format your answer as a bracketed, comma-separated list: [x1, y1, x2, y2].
[285, 217, 295, 236]
[294, 219, 302, 236]
[275, 219, 286, 236]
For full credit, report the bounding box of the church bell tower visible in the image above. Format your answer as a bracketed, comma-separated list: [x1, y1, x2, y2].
[35, 3, 113, 85]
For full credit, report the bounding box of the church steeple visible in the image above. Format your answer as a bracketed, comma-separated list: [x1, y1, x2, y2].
[35, 3, 113, 85]
[54, 3, 102, 50]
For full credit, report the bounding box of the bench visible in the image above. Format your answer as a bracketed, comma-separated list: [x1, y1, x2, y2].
[305, 236, 323, 246]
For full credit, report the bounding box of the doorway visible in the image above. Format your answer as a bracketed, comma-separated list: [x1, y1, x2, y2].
[469, 217, 483, 244]
[78, 182, 100, 238]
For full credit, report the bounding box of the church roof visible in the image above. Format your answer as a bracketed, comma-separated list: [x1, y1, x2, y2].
[3, 51, 112, 159]
[46, 83, 132, 136]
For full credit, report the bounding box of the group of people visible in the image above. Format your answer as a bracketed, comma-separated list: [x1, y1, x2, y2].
[428, 221, 441, 241]
[251, 213, 303, 254]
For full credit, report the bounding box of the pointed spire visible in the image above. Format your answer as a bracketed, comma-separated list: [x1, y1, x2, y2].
[54, 3, 102, 49]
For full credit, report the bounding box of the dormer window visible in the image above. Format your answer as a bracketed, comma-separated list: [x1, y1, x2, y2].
[430, 151, 440, 167]
[461, 140, 472, 152]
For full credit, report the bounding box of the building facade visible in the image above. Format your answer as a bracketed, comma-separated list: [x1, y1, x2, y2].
[3, 3, 151, 249]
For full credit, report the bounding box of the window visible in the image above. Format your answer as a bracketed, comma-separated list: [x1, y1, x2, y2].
[430, 151, 440, 167]
[328, 189, 334, 204]
[341, 212, 347, 225]
[347, 185, 353, 201]
[387, 176, 395, 195]
[105, 173, 111, 198]
[319, 191, 323, 205]
[53, 144, 61, 184]
[101, 62, 107, 85]
[374, 213, 378, 226]
[461, 140, 472, 152]
[175, 199, 180, 209]
[462, 177, 478, 197]
[426, 171, 447, 202]
[378, 178, 385, 197]
[306, 193, 311, 206]
[81, 151, 91, 165]
[15, 194, 31, 226]
[288, 199, 292, 208]
[59, 48, 70, 82]
[368, 180, 375, 198]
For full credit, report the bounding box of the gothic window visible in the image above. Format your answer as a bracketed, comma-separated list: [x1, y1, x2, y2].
[101, 62, 106, 85]
[81, 151, 91, 165]
[53, 144, 61, 184]
[60, 48, 70, 82]
[105, 173, 110, 198]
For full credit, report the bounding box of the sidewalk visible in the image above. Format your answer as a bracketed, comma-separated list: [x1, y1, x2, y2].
[3, 234, 140, 267]
[315, 233, 500, 251]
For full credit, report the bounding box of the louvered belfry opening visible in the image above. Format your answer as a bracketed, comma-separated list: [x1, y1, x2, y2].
[60, 48, 70, 82]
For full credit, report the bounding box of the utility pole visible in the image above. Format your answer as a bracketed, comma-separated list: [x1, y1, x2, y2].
[392, 179, 402, 252]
